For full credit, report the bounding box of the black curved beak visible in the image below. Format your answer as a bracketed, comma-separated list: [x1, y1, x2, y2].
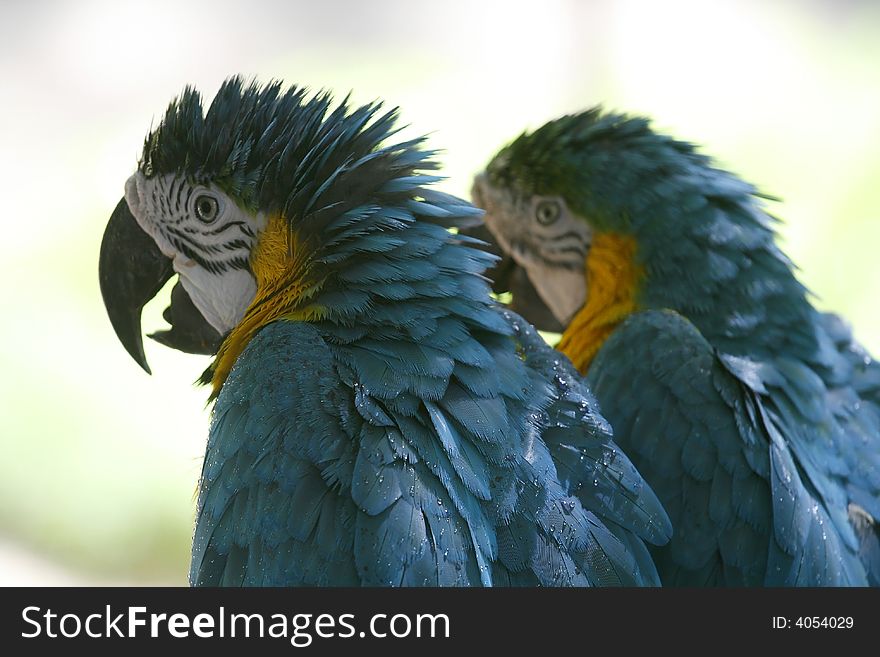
[99, 198, 174, 373]
[458, 222, 564, 333]
[99, 197, 224, 373]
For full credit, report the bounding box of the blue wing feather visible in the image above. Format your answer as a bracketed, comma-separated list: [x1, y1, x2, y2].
[589, 309, 873, 586]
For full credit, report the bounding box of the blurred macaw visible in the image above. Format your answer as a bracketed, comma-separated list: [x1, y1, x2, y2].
[98, 80, 670, 586]
[472, 108, 880, 586]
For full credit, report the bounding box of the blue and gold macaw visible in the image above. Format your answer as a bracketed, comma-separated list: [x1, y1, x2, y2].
[472, 109, 880, 586]
[98, 80, 671, 586]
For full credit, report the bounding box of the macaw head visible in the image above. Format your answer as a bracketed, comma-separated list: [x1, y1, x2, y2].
[100, 77, 458, 392]
[471, 109, 672, 327]
[472, 108, 786, 371]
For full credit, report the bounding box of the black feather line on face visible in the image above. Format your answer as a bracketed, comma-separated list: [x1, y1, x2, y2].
[204, 220, 248, 236]
[174, 178, 185, 211]
[166, 225, 224, 256]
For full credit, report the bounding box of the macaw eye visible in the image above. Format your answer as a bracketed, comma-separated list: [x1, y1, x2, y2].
[535, 199, 561, 226]
[194, 195, 219, 223]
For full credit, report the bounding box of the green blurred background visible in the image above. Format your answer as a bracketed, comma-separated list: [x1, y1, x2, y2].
[0, 0, 878, 585]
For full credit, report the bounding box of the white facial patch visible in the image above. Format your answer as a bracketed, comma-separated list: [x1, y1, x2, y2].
[172, 257, 257, 334]
[519, 259, 586, 326]
[124, 172, 266, 334]
[473, 174, 590, 325]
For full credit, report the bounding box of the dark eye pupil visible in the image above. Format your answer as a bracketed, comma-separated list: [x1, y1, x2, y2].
[536, 201, 560, 225]
[195, 196, 218, 222]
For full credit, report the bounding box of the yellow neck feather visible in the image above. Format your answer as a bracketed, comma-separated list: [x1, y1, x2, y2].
[557, 232, 641, 374]
[210, 214, 326, 397]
